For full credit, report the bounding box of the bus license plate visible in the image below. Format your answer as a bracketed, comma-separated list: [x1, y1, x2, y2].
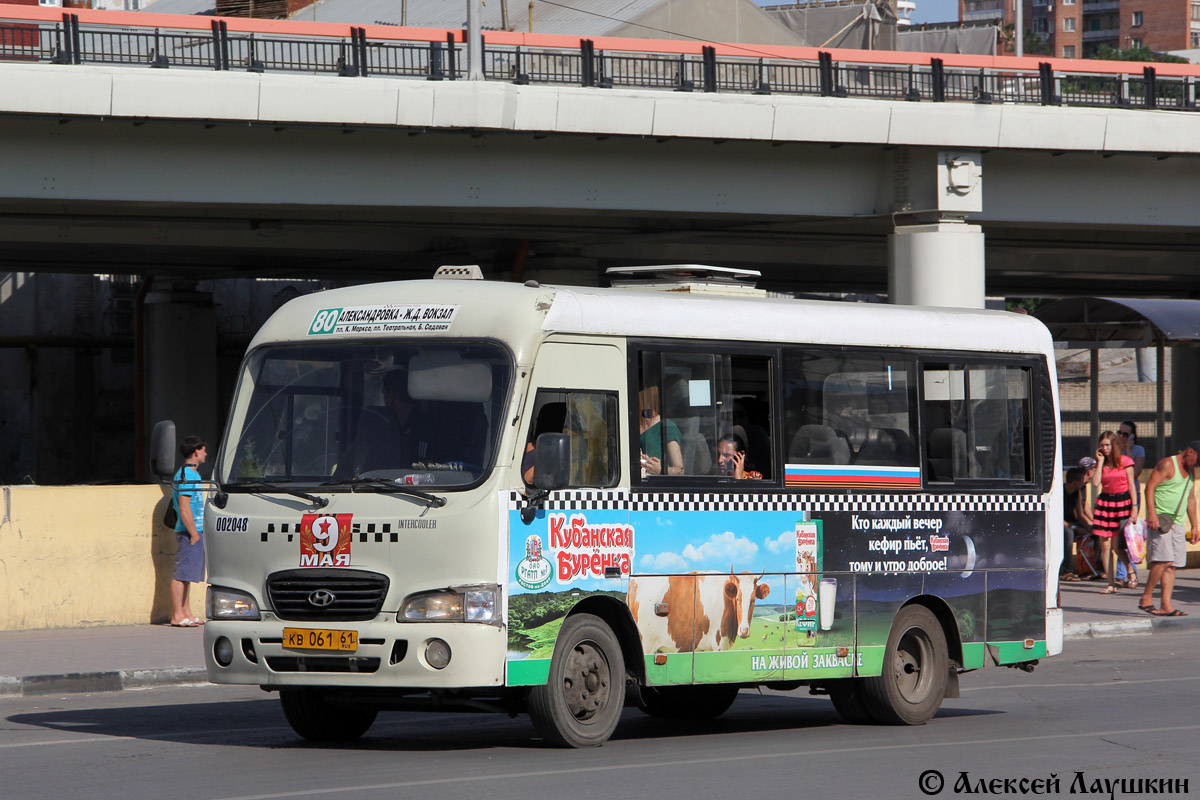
[282, 627, 358, 652]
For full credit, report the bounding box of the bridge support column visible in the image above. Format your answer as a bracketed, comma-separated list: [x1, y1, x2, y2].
[887, 219, 985, 309]
[1170, 347, 1200, 452]
[144, 281, 218, 470]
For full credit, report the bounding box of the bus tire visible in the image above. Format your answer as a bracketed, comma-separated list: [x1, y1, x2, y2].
[279, 688, 377, 742]
[826, 678, 876, 724]
[639, 684, 740, 719]
[527, 613, 624, 747]
[861, 604, 948, 725]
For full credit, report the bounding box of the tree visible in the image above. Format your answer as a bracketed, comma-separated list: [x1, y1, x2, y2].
[1005, 298, 1054, 315]
[1023, 31, 1051, 57]
[1089, 44, 1188, 64]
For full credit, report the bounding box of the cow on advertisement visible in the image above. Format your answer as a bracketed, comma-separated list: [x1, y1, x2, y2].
[628, 571, 770, 653]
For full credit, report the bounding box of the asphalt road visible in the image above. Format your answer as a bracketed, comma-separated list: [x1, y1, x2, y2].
[3, 632, 1198, 800]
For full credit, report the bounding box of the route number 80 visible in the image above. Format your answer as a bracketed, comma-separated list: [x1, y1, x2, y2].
[309, 308, 343, 335]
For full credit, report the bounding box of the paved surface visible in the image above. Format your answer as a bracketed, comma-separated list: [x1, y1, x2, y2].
[1, 571, 1196, 697]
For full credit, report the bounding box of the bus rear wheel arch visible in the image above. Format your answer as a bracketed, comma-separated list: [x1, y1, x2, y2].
[860, 603, 949, 725]
[527, 612, 625, 747]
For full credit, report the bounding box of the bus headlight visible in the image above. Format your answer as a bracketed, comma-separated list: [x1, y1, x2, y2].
[207, 587, 261, 620]
[400, 585, 500, 624]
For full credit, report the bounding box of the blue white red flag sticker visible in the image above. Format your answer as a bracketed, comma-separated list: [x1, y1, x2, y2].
[308, 305, 458, 336]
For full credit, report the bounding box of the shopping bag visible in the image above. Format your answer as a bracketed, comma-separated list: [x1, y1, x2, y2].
[1075, 535, 1099, 577]
[1124, 518, 1146, 565]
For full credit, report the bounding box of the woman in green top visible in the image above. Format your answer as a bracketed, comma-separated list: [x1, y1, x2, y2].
[638, 385, 683, 475]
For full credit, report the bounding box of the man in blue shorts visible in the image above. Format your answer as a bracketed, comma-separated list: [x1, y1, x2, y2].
[171, 435, 208, 627]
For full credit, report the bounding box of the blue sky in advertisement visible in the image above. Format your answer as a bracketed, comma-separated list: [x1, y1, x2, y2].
[506, 509, 806, 598]
[631, 509, 800, 576]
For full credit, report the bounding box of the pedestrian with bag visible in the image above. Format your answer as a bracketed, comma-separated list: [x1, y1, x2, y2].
[170, 435, 208, 627]
[1138, 440, 1199, 617]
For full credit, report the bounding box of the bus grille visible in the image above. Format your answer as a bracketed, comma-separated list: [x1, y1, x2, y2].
[265, 569, 390, 621]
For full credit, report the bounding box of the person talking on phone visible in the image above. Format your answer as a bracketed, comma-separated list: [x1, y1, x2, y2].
[717, 434, 762, 480]
[1091, 430, 1137, 594]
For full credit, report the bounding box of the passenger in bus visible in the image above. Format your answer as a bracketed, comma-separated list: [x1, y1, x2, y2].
[639, 385, 683, 476]
[717, 434, 762, 480]
[1091, 430, 1137, 594]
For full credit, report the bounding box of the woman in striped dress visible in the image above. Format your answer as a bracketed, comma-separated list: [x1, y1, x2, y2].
[1091, 430, 1137, 594]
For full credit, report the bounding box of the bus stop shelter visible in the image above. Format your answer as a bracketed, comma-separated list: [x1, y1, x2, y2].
[1032, 297, 1200, 462]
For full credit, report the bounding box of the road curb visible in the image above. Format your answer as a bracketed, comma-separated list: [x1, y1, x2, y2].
[1065, 614, 1200, 640]
[0, 667, 209, 697]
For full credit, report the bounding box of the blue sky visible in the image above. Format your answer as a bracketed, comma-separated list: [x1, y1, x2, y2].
[756, 0, 961, 27]
[907, 0, 959, 24]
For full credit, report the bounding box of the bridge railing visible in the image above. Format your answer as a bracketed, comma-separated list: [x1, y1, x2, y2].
[1, 8, 1198, 113]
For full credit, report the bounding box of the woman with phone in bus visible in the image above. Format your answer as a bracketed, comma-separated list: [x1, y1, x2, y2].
[1091, 430, 1137, 594]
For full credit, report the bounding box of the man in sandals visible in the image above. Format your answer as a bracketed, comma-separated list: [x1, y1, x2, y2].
[1139, 440, 1200, 617]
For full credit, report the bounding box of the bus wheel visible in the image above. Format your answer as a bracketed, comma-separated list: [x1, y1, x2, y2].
[639, 684, 739, 719]
[279, 688, 378, 742]
[826, 678, 875, 724]
[527, 613, 623, 747]
[862, 605, 948, 725]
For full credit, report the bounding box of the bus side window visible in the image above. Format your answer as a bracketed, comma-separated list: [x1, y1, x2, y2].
[922, 363, 1033, 484]
[524, 390, 619, 488]
[637, 349, 774, 481]
[784, 349, 917, 469]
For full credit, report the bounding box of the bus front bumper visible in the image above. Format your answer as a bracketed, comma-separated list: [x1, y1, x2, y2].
[203, 618, 508, 689]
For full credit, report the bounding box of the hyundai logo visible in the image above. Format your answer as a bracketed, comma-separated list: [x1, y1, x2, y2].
[307, 589, 336, 608]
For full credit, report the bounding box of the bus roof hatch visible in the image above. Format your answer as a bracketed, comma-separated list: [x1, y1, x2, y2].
[433, 265, 485, 280]
[605, 265, 765, 297]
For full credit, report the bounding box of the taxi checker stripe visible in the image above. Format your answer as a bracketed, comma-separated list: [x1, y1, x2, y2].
[507, 491, 1044, 513]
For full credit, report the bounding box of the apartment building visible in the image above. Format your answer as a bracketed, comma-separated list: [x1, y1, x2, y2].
[960, 0, 1200, 57]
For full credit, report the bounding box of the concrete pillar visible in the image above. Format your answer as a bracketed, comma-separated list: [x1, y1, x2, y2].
[144, 281, 218, 477]
[1170, 346, 1200, 451]
[887, 220, 986, 309]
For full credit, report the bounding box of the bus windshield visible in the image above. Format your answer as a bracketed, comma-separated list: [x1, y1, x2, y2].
[219, 341, 511, 487]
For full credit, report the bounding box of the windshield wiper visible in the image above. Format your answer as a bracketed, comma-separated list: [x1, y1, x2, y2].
[222, 480, 329, 508]
[319, 477, 446, 508]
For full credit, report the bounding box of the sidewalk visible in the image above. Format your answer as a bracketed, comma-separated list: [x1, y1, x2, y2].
[1, 571, 1197, 698]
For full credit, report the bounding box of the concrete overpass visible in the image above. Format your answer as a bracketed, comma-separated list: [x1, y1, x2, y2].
[5, 6, 1200, 482]
[2, 6, 1200, 301]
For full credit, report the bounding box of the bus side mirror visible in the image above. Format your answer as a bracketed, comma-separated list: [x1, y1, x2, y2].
[533, 433, 570, 492]
[150, 420, 176, 482]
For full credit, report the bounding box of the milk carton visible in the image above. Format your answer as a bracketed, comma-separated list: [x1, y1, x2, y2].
[794, 520, 822, 637]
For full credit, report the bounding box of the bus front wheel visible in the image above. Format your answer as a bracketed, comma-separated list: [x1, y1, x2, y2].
[861, 604, 948, 725]
[279, 688, 378, 742]
[527, 613, 624, 747]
